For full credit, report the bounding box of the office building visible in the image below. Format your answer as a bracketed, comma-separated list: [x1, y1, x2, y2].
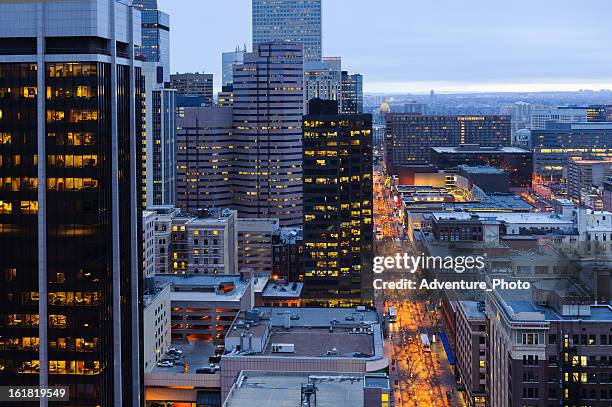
[457, 165, 510, 193]
[302, 99, 374, 306]
[0, 1, 143, 405]
[237, 218, 280, 275]
[148, 206, 238, 276]
[176, 106, 234, 213]
[170, 72, 214, 107]
[430, 144, 533, 188]
[568, 159, 612, 205]
[486, 279, 612, 407]
[530, 107, 587, 130]
[532, 122, 612, 181]
[233, 42, 304, 226]
[385, 115, 511, 172]
[341, 71, 364, 114]
[222, 48, 246, 86]
[142, 62, 176, 207]
[217, 85, 234, 107]
[304, 57, 342, 112]
[133, 0, 170, 82]
[252, 0, 322, 62]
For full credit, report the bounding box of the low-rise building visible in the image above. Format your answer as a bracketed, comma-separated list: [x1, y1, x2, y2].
[237, 218, 279, 275]
[220, 307, 388, 400]
[148, 206, 238, 275]
[155, 274, 254, 343]
[223, 371, 390, 407]
[143, 282, 172, 373]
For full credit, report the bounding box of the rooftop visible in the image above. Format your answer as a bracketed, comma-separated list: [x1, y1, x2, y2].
[224, 372, 366, 407]
[155, 274, 250, 303]
[261, 281, 303, 298]
[458, 165, 507, 174]
[262, 328, 374, 357]
[431, 211, 574, 225]
[459, 300, 486, 320]
[258, 306, 378, 327]
[151, 339, 217, 374]
[432, 146, 530, 154]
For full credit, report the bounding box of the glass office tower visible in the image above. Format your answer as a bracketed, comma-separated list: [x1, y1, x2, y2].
[302, 99, 374, 306]
[0, 1, 143, 405]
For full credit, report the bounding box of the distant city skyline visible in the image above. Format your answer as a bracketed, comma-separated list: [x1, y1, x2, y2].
[158, 0, 612, 94]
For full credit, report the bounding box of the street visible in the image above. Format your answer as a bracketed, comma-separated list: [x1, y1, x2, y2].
[374, 166, 466, 407]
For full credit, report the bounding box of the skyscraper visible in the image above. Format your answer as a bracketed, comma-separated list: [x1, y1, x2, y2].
[221, 48, 246, 87]
[142, 63, 176, 207]
[133, 0, 170, 82]
[176, 106, 234, 213]
[233, 42, 304, 226]
[252, 0, 322, 62]
[340, 71, 363, 114]
[304, 57, 342, 113]
[0, 1, 143, 405]
[302, 99, 374, 306]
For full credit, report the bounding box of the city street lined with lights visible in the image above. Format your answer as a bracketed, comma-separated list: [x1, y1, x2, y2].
[374, 166, 465, 407]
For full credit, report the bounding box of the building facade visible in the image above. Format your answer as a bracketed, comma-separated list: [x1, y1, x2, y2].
[0, 1, 143, 405]
[530, 107, 587, 130]
[385, 115, 511, 172]
[302, 99, 374, 306]
[340, 71, 363, 114]
[221, 49, 245, 87]
[143, 62, 176, 207]
[304, 57, 342, 113]
[252, 0, 322, 62]
[532, 123, 612, 181]
[176, 106, 234, 213]
[232, 42, 304, 226]
[567, 159, 612, 206]
[148, 206, 238, 276]
[170, 72, 214, 107]
[133, 0, 170, 82]
[430, 145, 533, 189]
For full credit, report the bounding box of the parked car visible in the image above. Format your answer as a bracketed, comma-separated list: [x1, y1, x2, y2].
[168, 347, 183, 355]
[196, 364, 220, 374]
[157, 360, 173, 368]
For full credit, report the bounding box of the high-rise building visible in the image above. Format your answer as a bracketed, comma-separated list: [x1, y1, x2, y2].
[0, 1, 143, 405]
[176, 106, 234, 213]
[384, 115, 511, 172]
[403, 101, 427, 114]
[304, 57, 342, 112]
[532, 122, 612, 181]
[133, 0, 170, 82]
[217, 85, 234, 107]
[170, 72, 214, 107]
[340, 71, 363, 114]
[232, 42, 304, 226]
[302, 99, 374, 306]
[567, 159, 612, 205]
[143, 63, 176, 207]
[530, 106, 587, 130]
[221, 48, 246, 87]
[252, 0, 322, 62]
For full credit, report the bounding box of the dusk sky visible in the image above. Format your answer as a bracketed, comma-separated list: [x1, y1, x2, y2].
[158, 0, 612, 93]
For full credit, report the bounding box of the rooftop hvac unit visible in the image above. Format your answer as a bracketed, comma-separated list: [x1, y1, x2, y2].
[271, 343, 295, 353]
